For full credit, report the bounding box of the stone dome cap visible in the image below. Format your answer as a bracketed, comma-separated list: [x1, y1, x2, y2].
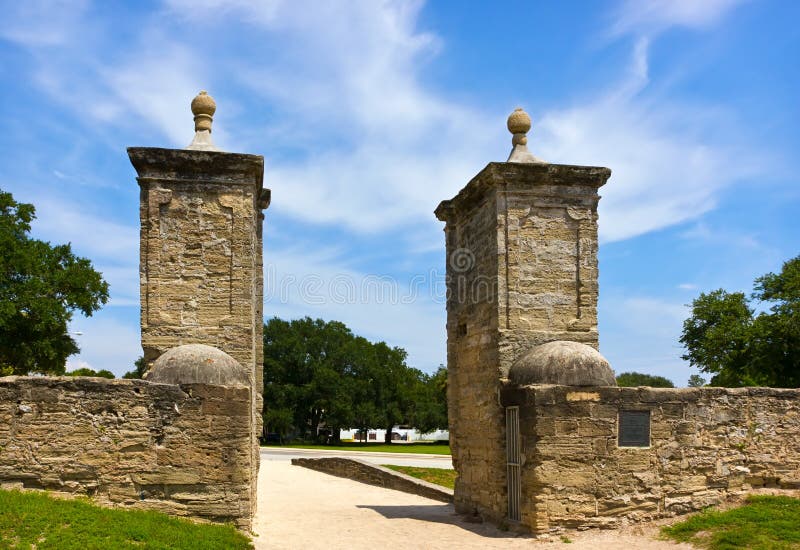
[508, 340, 616, 386]
[147, 344, 249, 386]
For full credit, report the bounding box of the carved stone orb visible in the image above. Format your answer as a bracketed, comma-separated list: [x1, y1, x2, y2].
[509, 340, 616, 386]
[507, 107, 532, 135]
[148, 344, 248, 386]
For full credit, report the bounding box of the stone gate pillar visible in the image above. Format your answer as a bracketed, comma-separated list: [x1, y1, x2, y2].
[434, 108, 610, 523]
[128, 91, 269, 515]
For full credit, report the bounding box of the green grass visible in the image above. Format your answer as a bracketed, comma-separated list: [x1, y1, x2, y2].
[0, 489, 252, 550]
[661, 495, 800, 550]
[265, 442, 451, 455]
[382, 465, 457, 489]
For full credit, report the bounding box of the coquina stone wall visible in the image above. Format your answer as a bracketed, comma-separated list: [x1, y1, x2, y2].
[291, 457, 453, 503]
[435, 161, 610, 523]
[0, 376, 255, 529]
[501, 384, 800, 532]
[129, 146, 269, 518]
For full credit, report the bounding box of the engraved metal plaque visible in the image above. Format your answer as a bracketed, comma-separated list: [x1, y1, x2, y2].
[618, 410, 650, 447]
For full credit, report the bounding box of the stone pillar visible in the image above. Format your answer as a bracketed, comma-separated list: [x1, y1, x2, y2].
[434, 108, 610, 523]
[128, 91, 269, 519]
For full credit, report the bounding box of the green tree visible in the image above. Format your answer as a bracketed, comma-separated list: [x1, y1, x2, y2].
[123, 356, 147, 379]
[616, 371, 675, 388]
[262, 317, 356, 441]
[687, 374, 706, 387]
[262, 316, 448, 444]
[409, 365, 448, 434]
[66, 367, 115, 379]
[0, 189, 109, 375]
[680, 255, 800, 387]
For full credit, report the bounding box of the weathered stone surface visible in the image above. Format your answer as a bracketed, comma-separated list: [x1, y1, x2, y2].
[509, 340, 615, 386]
[291, 458, 454, 503]
[148, 344, 249, 386]
[435, 160, 609, 524]
[0, 376, 254, 528]
[129, 145, 269, 522]
[509, 385, 800, 532]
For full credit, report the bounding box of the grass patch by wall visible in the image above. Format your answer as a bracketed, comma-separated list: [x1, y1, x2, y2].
[661, 494, 800, 549]
[0, 489, 252, 550]
[382, 465, 457, 489]
[267, 443, 451, 455]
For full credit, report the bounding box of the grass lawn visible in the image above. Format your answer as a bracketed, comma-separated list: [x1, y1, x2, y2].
[0, 488, 252, 550]
[382, 465, 457, 489]
[661, 494, 800, 549]
[266, 442, 451, 455]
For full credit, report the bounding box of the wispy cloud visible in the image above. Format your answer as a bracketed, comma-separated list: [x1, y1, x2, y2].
[0, 0, 90, 47]
[0, 0, 773, 375]
[536, 0, 765, 242]
[609, 0, 747, 37]
[264, 243, 445, 369]
[600, 294, 691, 384]
[68, 315, 142, 377]
[3, 0, 765, 244]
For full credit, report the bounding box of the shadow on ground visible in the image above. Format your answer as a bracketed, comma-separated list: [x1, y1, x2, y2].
[356, 504, 531, 540]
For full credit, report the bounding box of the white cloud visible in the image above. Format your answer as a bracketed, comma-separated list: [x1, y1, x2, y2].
[680, 222, 762, 250]
[65, 359, 93, 372]
[0, 0, 771, 377]
[5, 0, 765, 245]
[536, 10, 767, 243]
[610, 0, 747, 37]
[28, 196, 140, 307]
[264, 243, 446, 371]
[600, 294, 692, 385]
[678, 283, 698, 290]
[68, 315, 142, 377]
[0, 0, 90, 47]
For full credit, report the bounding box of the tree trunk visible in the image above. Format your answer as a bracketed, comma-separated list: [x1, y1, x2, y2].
[384, 424, 393, 445]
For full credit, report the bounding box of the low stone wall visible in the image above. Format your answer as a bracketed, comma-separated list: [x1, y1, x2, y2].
[501, 384, 800, 532]
[292, 457, 453, 503]
[0, 376, 254, 529]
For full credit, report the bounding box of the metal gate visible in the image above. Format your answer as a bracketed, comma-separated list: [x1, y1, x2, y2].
[506, 406, 521, 522]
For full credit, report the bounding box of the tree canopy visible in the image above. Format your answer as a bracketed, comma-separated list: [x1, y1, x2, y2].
[123, 357, 147, 379]
[0, 189, 109, 375]
[262, 316, 447, 443]
[680, 255, 800, 387]
[66, 367, 115, 379]
[616, 371, 675, 388]
[687, 374, 706, 388]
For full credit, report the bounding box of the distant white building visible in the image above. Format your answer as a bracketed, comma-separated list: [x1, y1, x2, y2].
[339, 426, 449, 442]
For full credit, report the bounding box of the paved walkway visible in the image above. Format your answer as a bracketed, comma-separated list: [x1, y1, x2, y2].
[252, 461, 690, 550]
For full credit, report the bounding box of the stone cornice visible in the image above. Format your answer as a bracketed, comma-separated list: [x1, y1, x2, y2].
[435, 161, 611, 222]
[128, 147, 264, 187]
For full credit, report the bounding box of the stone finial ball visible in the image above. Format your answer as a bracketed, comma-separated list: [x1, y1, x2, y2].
[507, 107, 531, 135]
[147, 344, 248, 386]
[508, 340, 617, 387]
[191, 90, 216, 117]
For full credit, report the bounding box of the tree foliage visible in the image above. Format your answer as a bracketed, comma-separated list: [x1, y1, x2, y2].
[0, 189, 109, 375]
[680, 255, 800, 388]
[123, 356, 147, 379]
[66, 367, 115, 379]
[687, 374, 706, 388]
[616, 371, 675, 388]
[262, 317, 447, 443]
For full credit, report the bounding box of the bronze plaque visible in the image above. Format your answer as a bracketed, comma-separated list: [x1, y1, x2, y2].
[618, 410, 650, 447]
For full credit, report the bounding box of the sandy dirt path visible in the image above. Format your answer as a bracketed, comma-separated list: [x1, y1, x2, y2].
[253, 461, 691, 550]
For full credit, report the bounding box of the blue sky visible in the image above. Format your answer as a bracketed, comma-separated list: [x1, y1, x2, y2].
[0, 0, 797, 384]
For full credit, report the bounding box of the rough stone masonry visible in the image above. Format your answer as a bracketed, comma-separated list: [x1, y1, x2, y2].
[436, 107, 800, 532]
[0, 91, 268, 529]
[435, 108, 610, 525]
